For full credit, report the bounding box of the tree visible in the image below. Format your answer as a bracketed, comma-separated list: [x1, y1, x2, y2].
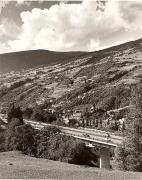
[116, 84, 142, 171]
[7, 103, 23, 124]
[5, 118, 37, 156]
[23, 107, 33, 119]
[5, 118, 24, 151]
[69, 119, 77, 127]
[81, 113, 85, 127]
[35, 126, 61, 158]
[31, 107, 57, 123]
[0, 127, 5, 152]
[36, 126, 98, 166]
[83, 108, 91, 127]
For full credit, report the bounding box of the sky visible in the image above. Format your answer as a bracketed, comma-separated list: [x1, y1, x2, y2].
[0, 0, 142, 54]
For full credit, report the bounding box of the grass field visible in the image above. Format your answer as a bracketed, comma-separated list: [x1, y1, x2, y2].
[0, 151, 142, 179]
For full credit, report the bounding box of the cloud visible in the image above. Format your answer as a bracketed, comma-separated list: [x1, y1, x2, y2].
[0, 0, 31, 13]
[0, 1, 8, 14]
[0, 18, 21, 54]
[8, 0, 126, 52]
[17, 0, 29, 4]
[0, 18, 21, 41]
[0, 41, 10, 54]
[1, 0, 142, 53]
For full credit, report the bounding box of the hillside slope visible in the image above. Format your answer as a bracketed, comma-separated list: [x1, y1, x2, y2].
[0, 50, 85, 73]
[0, 151, 142, 179]
[0, 38, 142, 115]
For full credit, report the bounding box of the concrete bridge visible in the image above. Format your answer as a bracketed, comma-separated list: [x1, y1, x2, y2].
[0, 116, 123, 169]
[25, 120, 123, 169]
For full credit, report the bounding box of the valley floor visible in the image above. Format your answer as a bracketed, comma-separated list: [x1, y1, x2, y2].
[0, 151, 142, 179]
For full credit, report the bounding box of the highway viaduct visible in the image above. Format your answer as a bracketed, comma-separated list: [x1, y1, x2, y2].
[0, 116, 123, 169]
[25, 120, 123, 169]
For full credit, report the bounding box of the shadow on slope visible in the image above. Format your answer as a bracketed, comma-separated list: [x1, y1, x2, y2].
[0, 50, 85, 73]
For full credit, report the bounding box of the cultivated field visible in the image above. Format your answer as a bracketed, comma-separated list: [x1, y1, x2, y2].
[0, 151, 142, 179]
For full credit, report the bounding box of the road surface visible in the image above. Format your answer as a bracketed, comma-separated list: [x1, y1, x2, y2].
[24, 120, 123, 146]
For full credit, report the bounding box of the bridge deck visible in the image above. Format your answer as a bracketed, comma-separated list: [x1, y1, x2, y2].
[24, 120, 123, 147]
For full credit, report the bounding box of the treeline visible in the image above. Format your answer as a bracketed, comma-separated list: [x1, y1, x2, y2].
[0, 104, 98, 166]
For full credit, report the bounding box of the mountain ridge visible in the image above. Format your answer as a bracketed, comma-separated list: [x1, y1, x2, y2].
[0, 49, 86, 73]
[1, 37, 142, 73]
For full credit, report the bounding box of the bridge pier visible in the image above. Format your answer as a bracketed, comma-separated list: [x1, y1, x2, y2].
[99, 147, 110, 169]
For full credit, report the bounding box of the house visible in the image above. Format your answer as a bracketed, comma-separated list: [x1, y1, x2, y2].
[73, 104, 94, 114]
